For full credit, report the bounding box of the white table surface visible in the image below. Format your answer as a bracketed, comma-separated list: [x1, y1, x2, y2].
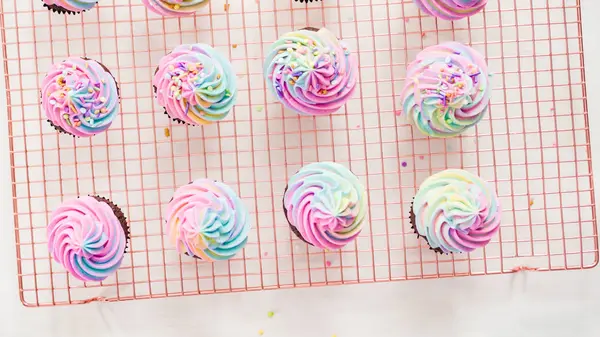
[2, 1, 600, 336]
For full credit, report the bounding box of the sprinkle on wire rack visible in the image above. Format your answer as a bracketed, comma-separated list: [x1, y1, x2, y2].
[1, 0, 597, 306]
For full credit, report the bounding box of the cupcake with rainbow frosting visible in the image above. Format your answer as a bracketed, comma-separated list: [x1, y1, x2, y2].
[413, 0, 487, 20]
[142, 0, 208, 17]
[153, 44, 237, 125]
[399, 42, 491, 138]
[41, 57, 120, 137]
[47, 196, 129, 282]
[264, 27, 358, 116]
[283, 162, 367, 250]
[164, 179, 251, 261]
[411, 169, 501, 254]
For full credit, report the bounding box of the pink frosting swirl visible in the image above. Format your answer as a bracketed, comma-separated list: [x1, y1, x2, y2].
[264, 28, 358, 116]
[47, 196, 127, 282]
[41, 57, 119, 137]
[413, 0, 487, 20]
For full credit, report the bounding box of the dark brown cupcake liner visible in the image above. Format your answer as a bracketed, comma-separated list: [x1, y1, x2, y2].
[91, 195, 130, 254]
[42, 57, 120, 137]
[41, 1, 97, 15]
[409, 200, 445, 255]
[302, 26, 319, 32]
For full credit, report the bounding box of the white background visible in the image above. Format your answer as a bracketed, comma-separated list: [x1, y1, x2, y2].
[1, 0, 600, 336]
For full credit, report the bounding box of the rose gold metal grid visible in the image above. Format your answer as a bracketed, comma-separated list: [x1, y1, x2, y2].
[1, 0, 596, 307]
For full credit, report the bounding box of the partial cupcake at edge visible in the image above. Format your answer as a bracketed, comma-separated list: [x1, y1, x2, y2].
[164, 179, 251, 261]
[411, 169, 501, 254]
[41, 57, 120, 137]
[41, 0, 98, 14]
[153, 44, 237, 125]
[283, 162, 367, 250]
[264, 27, 358, 116]
[47, 196, 130, 282]
[142, 0, 208, 17]
[413, 0, 488, 21]
[399, 41, 491, 138]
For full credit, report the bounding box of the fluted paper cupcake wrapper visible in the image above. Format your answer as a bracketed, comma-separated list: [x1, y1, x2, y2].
[91, 195, 130, 254]
[41, 1, 97, 15]
[409, 200, 446, 255]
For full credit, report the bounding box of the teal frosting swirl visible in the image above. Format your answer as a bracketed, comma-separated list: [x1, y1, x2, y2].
[413, 169, 501, 254]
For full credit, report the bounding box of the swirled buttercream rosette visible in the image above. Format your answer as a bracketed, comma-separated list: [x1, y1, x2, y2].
[399, 42, 491, 138]
[410, 169, 501, 254]
[283, 162, 367, 250]
[264, 27, 358, 116]
[153, 44, 237, 125]
[47, 196, 129, 282]
[164, 179, 251, 261]
[41, 57, 120, 137]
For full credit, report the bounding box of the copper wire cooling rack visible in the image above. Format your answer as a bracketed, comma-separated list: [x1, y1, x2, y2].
[1, 0, 597, 306]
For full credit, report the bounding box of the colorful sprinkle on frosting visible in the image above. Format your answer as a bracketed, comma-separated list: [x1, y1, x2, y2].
[284, 162, 367, 250]
[153, 44, 237, 125]
[413, 0, 487, 20]
[399, 42, 491, 138]
[41, 57, 119, 137]
[164, 179, 251, 261]
[47, 196, 127, 282]
[413, 169, 501, 254]
[42, 0, 98, 13]
[264, 28, 358, 116]
[142, 0, 208, 16]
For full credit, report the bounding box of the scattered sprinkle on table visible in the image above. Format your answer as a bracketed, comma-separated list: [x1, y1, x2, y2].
[421, 32, 426, 38]
[529, 198, 534, 207]
[258, 330, 264, 336]
[164, 128, 170, 137]
[404, 17, 410, 23]
[256, 106, 264, 112]
[419, 155, 424, 160]
[232, 44, 238, 48]
[401, 161, 407, 167]
[263, 251, 268, 257]
[267, 311, 274, 318]
[224, 4, 230, 11]
[326, 260, 332, 267]
[356, 124, 360, 128]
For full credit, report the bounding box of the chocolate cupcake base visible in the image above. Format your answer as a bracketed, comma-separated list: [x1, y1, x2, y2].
[409, 201, 445, 255]
[91, 195, 130, 253]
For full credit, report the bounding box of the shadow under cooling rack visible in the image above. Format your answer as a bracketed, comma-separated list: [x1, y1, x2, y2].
[1, 0, 597, 306]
